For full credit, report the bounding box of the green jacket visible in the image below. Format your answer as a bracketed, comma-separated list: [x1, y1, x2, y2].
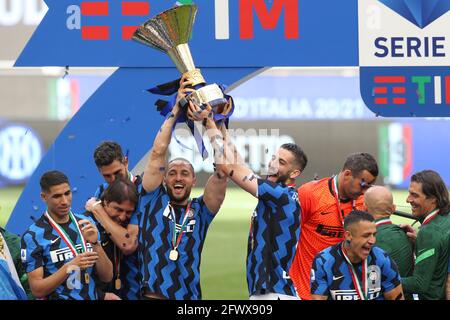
[0, 227, 33, 299]
[375, 218, 415, 278]
[402, 213, 450, 300]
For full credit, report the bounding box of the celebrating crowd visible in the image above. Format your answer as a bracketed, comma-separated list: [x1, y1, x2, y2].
[1, 77, 449, 301]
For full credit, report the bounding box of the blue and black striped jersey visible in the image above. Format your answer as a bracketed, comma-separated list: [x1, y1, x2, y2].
[311, 243, 401, 300]
[130, 184, 215, 300]
[21, 213, 100, 300]
[247, 179, 301, 297]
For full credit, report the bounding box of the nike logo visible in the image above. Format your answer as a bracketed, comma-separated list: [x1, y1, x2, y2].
[50, 237, 61, 244]
[333, 275, 344, 281]
[320, 212, 333, 216]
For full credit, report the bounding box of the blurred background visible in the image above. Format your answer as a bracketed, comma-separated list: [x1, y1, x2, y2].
[1, 0, 448, 299]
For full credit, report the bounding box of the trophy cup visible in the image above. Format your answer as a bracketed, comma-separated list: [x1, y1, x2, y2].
[132, 4, 229, 114]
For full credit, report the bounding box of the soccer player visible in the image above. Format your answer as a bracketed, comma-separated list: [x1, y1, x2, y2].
[100, 77, 227, 300]
[290, 153, 378, 299]
[364, 186, 414, 279]
[90, 141, 142, 300]
[311, 210, 404, 300]
[189, 103, 307, 300]
[85, 178, 139, 300]
[93, 141, 137, 198]
[21, 171, 113, 299]
[402, 170, 450, 300]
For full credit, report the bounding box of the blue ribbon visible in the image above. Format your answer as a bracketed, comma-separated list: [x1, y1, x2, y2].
[148, 81, 234, 159]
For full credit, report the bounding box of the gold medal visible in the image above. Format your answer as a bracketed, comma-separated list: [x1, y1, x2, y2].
[84, 272, 90, 284]
[115, 278, 122, 290]
[169, 249, 179, 261]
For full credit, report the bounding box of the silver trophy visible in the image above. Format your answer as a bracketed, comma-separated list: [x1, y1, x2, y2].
[132, 4, 229, 114]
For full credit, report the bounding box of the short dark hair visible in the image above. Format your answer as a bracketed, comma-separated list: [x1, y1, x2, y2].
[342, 153, 378, 178]
[411, 170, 450, 215]
[344, 210, 374, 231]
[280, 143, 308, 171]
[168, 157, 195, 176]
[40, 170, 69, 193]
[101, 178, 138, 206]
[94, 141, 125, 168]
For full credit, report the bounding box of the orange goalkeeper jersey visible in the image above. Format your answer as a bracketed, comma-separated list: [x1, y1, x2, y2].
[289, 177, 364, 300]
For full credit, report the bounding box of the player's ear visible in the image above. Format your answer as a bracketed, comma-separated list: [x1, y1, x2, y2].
[344, 230, 352, 243]
[123, 156, 129, 169]
[289, 169, 301, 180]
[40, 192, 47, 202]
[343, 169, 353, 178]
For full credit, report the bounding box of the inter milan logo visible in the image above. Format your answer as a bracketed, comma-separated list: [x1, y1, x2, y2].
[163, 204, 196, 233]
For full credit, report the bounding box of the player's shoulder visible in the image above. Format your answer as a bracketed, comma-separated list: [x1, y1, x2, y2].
[258, 179, 293, 195]
[354, 195, 365, 208]
[299, 177, 329, 191]
[318, 242, 340, 259]
[371, 246, 391, 263]
[23, 215, 48, 237]
[417, 221, 449, 246]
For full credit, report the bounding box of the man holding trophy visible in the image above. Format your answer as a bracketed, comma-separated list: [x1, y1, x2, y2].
[132, 3, 233, 160]
[123, 74, 227, 299]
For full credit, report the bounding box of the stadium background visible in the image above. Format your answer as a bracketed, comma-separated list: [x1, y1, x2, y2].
[0, 0, 446, 299]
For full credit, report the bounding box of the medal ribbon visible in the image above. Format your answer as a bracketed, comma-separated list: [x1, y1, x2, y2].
[170, 201, 193, 250]
[332, 176, 356, 226]
[45, 211, 87, 257]
[422, 208, 439, 226]
[375, 218, 392, 227]
[113, 245, 121, 282]
[341, 243, 368, 300]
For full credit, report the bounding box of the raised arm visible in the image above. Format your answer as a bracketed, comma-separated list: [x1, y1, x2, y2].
[79, 219, 113, 283]
[142, 77, 194, 193]
[203, 169, 228, 214]
[190, 104, 258, 197]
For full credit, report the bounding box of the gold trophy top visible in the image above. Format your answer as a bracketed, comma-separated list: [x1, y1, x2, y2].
[132, 4, 205, 85]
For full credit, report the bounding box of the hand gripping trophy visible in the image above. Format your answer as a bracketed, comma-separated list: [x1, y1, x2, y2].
[132, 4, 232, 125]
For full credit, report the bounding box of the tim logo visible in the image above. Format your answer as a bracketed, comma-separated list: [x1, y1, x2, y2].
[66, 1, 150, 40]
[371, 75, 450, 106]
[66, 0, 300, 41]
[216, 0, 299, 40]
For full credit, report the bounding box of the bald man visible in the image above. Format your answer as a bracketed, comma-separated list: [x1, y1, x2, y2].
[364, 186, 414, 284]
